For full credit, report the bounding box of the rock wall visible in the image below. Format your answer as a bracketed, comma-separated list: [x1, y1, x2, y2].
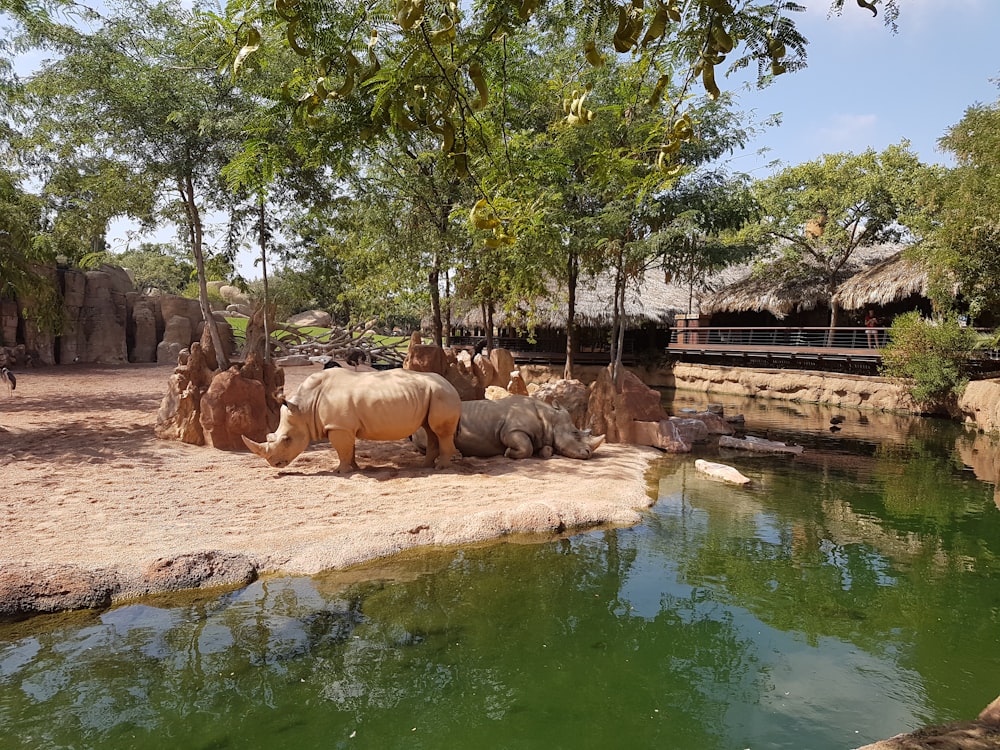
[669, 363, 919, 412]
[0, 264, 223, 367]
[522, 362, 920, 414]
[958, 379, 1000, 434]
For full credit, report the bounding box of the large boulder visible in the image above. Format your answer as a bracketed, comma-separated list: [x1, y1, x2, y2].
[488, 348, 516, 388]
[138, 551, 257, 595]
[199, 367, 271, 450]
[695, 459, 751, 484]
[58, 269, 86, 364]
[157, 314, 192, 364]
[472, 353, 497, 392]
[404, 343, 449, 377]
[587, 366, 668, 444]
[0, 563, 119, 620]
[0, 299, 18, 350]
[159, 295, 203, 345]
[287, 309, 332, 328]
[130, 297, 158, 363]
[446, 363, 485, 401]
[686, 410, 735, 435]
[668, 417, 710, 445]
[531, 379, 591, 429]
[82, 269, 129, 363]
[629, 419, 691, 453]
[218, 284, 251, 315]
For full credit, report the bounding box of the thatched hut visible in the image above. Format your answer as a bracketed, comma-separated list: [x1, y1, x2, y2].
[448, 271, 692, 363]
[698, 271, 833, 326]
[831, 251, 933, 324]
[698, 244, 909, 327]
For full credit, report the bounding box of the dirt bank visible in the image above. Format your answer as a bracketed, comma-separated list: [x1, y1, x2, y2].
[0, 363, 659, 615]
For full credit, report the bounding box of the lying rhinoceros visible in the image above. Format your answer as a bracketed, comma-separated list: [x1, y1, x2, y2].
[243, 368, 461, 473]
[414, 395, 604, 460]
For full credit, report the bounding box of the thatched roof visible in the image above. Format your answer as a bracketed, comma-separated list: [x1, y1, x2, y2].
[831, 251, 929, 310]
[452, 270, 694, 330]
[697, 272, 832, 318]
[698, 243, 908, 320]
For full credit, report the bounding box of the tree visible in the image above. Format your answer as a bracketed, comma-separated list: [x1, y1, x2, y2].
[0, 167, 63, 331]
[16, 0, 267, 367]
[921, 98, 1000, 321]
[742, 143, 927, 330]
[83, 243, 196, 295]
[645, 168, 760, 313]
[880, 311, 977, 410]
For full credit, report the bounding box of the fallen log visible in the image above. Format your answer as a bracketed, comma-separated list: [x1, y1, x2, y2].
[718, 434, 804, 455]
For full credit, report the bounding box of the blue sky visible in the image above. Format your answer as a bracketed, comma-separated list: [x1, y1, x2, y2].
[727, 0, 1000, 177]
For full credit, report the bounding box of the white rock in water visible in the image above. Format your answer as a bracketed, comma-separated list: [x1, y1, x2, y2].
[695, 459, 751, 485]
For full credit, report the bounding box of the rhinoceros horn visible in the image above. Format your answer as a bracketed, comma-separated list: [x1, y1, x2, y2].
[587, 433, 605, 451]
[242, 435, 271, 457]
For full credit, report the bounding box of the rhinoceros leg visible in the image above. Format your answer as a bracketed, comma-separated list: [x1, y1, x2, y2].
[425, 406, 459, 469]
[421, 428, 440, 468]
[326, 429, 360, 474]
[503, 430, 535, 460]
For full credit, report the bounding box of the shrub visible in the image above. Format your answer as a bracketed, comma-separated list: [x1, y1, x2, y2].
[880, 312, 978, 408]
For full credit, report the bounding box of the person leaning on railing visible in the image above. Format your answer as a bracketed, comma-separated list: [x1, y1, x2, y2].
[865, 311, 880, 348]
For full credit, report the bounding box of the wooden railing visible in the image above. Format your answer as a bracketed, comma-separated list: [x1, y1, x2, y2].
[668, 326, 886, 351]
[667, 326, 1000, 377]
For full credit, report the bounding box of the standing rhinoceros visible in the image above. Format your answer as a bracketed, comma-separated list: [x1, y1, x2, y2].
[242, 368, 461, 473]
[414, 395, 604, 460]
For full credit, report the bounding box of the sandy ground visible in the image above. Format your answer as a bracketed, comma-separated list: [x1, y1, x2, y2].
[0, 363, 659, 584]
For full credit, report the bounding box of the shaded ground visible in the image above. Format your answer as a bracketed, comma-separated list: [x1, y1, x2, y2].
[1, 363, 658, 603]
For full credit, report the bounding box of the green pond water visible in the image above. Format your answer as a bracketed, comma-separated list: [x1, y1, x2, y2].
[3, 393, 1000, 750]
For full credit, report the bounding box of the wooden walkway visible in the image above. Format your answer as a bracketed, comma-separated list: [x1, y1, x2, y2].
[666, 326, 884, 374]
[451, 326, 1000, 377]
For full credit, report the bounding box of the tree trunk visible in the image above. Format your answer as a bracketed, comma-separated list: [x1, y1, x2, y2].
[259, 194, 271, 363]
[610, 243, 626, 386]
[826, 278, 840, 346]
[485, 302, 495, 352]
[429, 264, 442, 347]
[180, 173, 229, 370]
[443, 268, 452, 347]
[564, 251, 578, 380]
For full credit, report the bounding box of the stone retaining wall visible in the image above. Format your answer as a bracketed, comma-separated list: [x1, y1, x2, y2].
[522, 361, 1000, 435]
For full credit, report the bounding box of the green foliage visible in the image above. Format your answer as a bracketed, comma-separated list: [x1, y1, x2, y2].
[742, 143, 930, 323]
[83, 243, 195, 294]
[880, 311, 978, 408]
[0, 167, 63, 331]
[919, 99, 1000, 319]
[226, 315, 247, 345]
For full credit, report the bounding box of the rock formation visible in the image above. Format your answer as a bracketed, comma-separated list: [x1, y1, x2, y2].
[155, 314, 284, 449]
[0, 551, 258, 621]
[0, 263, 241, 367]
[587, 365, 691, 452]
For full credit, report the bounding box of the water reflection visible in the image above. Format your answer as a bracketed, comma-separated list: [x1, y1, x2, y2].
[3, 398, 1000, 749]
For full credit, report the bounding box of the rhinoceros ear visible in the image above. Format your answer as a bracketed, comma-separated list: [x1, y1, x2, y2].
[551, 399, 564, 411]
[283, 398, 301, 416]
[242, 435, 270, 457]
